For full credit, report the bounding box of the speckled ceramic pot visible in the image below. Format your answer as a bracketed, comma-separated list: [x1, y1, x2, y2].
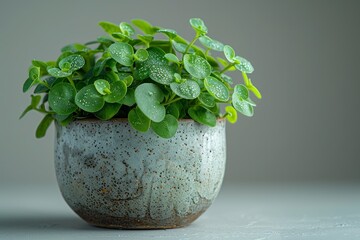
[55, 118, 226, 229]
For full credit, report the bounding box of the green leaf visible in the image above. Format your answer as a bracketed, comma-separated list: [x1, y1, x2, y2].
[36, 114, 53, 138]
[221, 74, 233, 84]
[108, 42, 134, 67]
[217, 57, 236, 71]
[189, 18, 208, 36]
[199, 36, 224, 51]
[23, 66, 41, 92]
[204, 76, 230, 102]
[234, 84, 249, 100]
[94, 57, 111, 76]
[94, 102, 121, 120]
[119, 88, 135, 106]
[135, 83, 165, 122]
[128, 107, 151, 132]
[131, 19, 157, 35]
[32, 60, 48, 75]
[157, 28, 177, 39]
[94, 79, 111, 95]
[48, 83, 77, 115]
[34, 77, 57, 93]
[149, 64, 175, 85]
[243, 73, 262, 99]
[61, 43, 90, 53]
[164, 53, 180, 64]
[232, 92, 254, 117]
[188, 106, 216, 127]
[104, 80, 127, 103]
[234, 56, 254, 73]
[134, 48, 149, 61]
[59, 54, 85, 72]
[225, 106, 237, 124]
[75, 84, 105, 112]
[184, 54, 211, 79]
[170, 80, 200, 99]
[166, 103, 180, 118]
[223, 45, 236, 63]
[198, 92, 215, 108]
[151, 114, 178, 138]
[120, 22, 135, 36]
[99, 21, 121, 35]
[47, 68, 71, 78]
[121, 75, 133, 87]
[112, 32, 132, 42]
[172, 41, 195, 54]
[136, 35, 154, 48]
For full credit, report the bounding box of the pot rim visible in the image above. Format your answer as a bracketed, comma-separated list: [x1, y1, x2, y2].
[68, 117, 226, 123]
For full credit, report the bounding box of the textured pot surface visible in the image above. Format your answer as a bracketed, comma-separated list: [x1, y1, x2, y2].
[55, 119, 226, 229]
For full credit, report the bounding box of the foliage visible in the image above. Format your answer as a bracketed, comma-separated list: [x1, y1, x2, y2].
[21, 18, 262, 138]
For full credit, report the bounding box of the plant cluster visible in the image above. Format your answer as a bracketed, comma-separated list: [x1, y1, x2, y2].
[21, 18, 262, 138]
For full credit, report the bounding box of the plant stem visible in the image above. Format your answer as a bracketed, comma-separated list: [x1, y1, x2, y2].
[163, 97, 182, 106]
[67, 77, 76, 89]
[182, 34, 199, 61]
[220, 63, 235, 74]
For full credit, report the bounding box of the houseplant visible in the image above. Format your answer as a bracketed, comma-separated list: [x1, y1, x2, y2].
[21, 18, 262, 229]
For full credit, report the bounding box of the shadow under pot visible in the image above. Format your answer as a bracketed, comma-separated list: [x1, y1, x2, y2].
[55, 118, 226, 229]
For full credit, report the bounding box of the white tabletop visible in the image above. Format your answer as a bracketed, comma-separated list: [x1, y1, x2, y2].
[1, 183, 360, 240]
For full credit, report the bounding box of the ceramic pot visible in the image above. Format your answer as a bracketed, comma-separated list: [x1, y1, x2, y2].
[55, 118, 226, 229]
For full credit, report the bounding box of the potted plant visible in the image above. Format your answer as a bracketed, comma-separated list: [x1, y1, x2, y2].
[21, 18, 262, 229]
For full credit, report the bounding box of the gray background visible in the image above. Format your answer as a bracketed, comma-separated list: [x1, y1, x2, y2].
[0, 0, 359, 185]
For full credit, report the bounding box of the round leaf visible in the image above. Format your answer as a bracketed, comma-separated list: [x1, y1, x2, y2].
[223, 45, 236, 63]
[120, 22, 135, 36]
[188, 106, 216, 127]
[134, 48, 149, 62]
[48, 83, 77, 115]
[134, 83, 165, 122]
[134, 47, 168, 80]
[75, 84, 105, 112]
[59, 54, 85, 72]
[94, 79, 111, 95]
[119, 88, 135, 106]
[151, 114, 178, 138]
[232, 93, 254, 117]
[184, 54, 211, 79]
[157, 28, 177, 39]
[128, 107, 151, 132]
[199, 36, 224, 51]
[172, 41, 195, 54]
[225, 106, 237, 124]
[234, 56, 254, 73]
[170, 80, 200, 99]
[164, 53, 180, 64]
[198, 92, 216, 107]
[48, 68, 71, 78]
[149, 64, 175, 85]
[109, 42, 134, 66]
[189, 18, 208, 35]
[234, 84, 249, 100]
[104, 80, 127, 103]
[204, 76, 230, 102]
[94, 103, 121, 120]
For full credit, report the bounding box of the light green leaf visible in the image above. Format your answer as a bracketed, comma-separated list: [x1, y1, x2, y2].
[136, 35, 154, 48]
[120, 22, 135, 36]
[172, 41, 195, 54]
[135, 83, 165, 122]
[134, 48, 149, 61]
[48, 68, 71, 78]
[164, 53, 180, 64]
[112, 32, 132, 42]
[23, 66, 41, 92]
[36, 114, 53, 138]
[170, 80, 200, 99]
[232, 92, 254, 117]
[184, 54, 211, 79]
[189, 18, 208, 35]
[48, 83, 77, 115]
[128, 107, 151, 132]
[151, 114, 178, 138]
[204, 76, 230, 102]
[104, 80, 127, 103]
[75, 85, 105, 112]
[61, 43, 90, 53]
[234, 56, 254, 73]
[234, 84, 249, 100]
[131, 19, 157, 35]
[199, 36, 224, 51]
[94, 79, 111, 95]
[99, 21, 121, 35]
[108, 42, 134, 66]
[94, 103, 121, 120]
[188, 106, 216, 127]
[223, 45, 236, 63]
[225, 106, 237, 124]
[217, 57, 236, 71]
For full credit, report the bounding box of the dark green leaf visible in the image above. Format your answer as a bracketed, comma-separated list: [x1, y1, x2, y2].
[170, 80, 200, 99]
[184, 54, 211, 79]
[75, 85, 105, 112]
[109, 42, 134, 66]
[104, 80, 127, 103]
[135, 83, 165, 122]
[19, 95, 42, 119]
[188, 106, 216, 127]
[36, 114, 53, 138]
[119, 88, 135, 106]
[94, 102, 121, 120]
[48, 83, 77, 115]
[166, 103, 180, 118]
[151, 114, 178, 138]
[198, 92, 215, 107]
[128, 107, 151, 132]
[59, 54, 85, 72]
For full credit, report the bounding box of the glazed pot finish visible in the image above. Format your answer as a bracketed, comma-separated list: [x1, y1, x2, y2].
[55, 119, 226, 229]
